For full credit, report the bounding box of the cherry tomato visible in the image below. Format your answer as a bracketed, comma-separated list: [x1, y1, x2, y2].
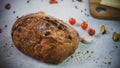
[80, 21, 88, 30]
[88, 28, 95, 36]
[69, 18, 76, 25]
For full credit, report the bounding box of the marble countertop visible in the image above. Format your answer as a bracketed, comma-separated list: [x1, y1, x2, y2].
[0, 0, 120, 68]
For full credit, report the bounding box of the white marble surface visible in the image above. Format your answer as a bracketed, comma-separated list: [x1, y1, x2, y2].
[0, 0, 120, 68]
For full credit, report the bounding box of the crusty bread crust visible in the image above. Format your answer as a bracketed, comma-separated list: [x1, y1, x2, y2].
[11, 13, 80, 64]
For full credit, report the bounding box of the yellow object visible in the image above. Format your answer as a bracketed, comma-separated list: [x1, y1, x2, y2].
[112, 32, 119, 42]
[101, 25, 106, 34]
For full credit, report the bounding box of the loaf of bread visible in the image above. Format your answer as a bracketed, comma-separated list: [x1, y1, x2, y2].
[11, 12, 80, 64]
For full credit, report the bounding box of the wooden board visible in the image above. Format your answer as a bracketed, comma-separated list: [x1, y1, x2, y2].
[89, 0, 120, 20]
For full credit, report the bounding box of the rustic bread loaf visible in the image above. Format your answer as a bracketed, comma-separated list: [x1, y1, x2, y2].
[11, 12, 80, 64]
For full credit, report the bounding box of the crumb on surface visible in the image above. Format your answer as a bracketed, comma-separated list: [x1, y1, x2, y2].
[49, 0, 58, 4]
[0, 28, 2, 33]
[5, 3, 11, 9]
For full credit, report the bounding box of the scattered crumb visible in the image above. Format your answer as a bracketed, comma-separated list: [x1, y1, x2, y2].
[27, 0, 30, 3]
[78, 51, 80, 54]
[13, 11, 16, 14]
[75, 6, 78, 9]
[115, 46, 118, 48]
[86, 51, 89, 53]
[72, 0, 75, 2]
[66, 50, 94, 64]
[81, 10, 83, 12]
[91, 51, 94, 53]
[71, 55, 73, 58]
[0, 28, 2, 33]
[5, 25, 7, 28]
[103, 61, 107, 64]
[49, 0, 58, 4]
[66, 59, 69, 62]
[20, 64, 23, 66]
[10, 53, 12, 55]
[5, 3, 11, 9]
[84, 13, 89, 17]
[76, 0, 82, 2]
[66, 60, 69, 62]
[87, 14, 89, 17]
[16, 16, 19, 18]
[85, 13, 87, 16]
[88, 55, 91, 57]
[108, 61, 112, 65]
[10, 43, 14, 48]
[104, 62, 107, 64]
[84, 8, 87, 11]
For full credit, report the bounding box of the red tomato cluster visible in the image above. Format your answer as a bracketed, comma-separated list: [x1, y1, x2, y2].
[69, 18, 95, 36]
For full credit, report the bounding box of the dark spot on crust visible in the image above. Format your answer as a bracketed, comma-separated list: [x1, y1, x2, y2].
[18, 28, 22, 32]
[58, 25, 63, 30]
[44, 31, 50, 36]
[45, 16, 49, 19]
[12, 24, 19, 31]
[13, 17, 33, 33]
[21, 17, 33, 27]
[46, 19, 51, 22]
[76, 32, 79, 37]
[11, 32, 13, 37]
[24, 37, 30, 41]
[68, 35, 72, 40]
[50, 20, 58, 26]
[17, 34, 20, 37]
[45, 23, 50, 26]
[22, 19, 27, 23]
[28, 31, 33, 35]
[58, 24, 67, 31]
